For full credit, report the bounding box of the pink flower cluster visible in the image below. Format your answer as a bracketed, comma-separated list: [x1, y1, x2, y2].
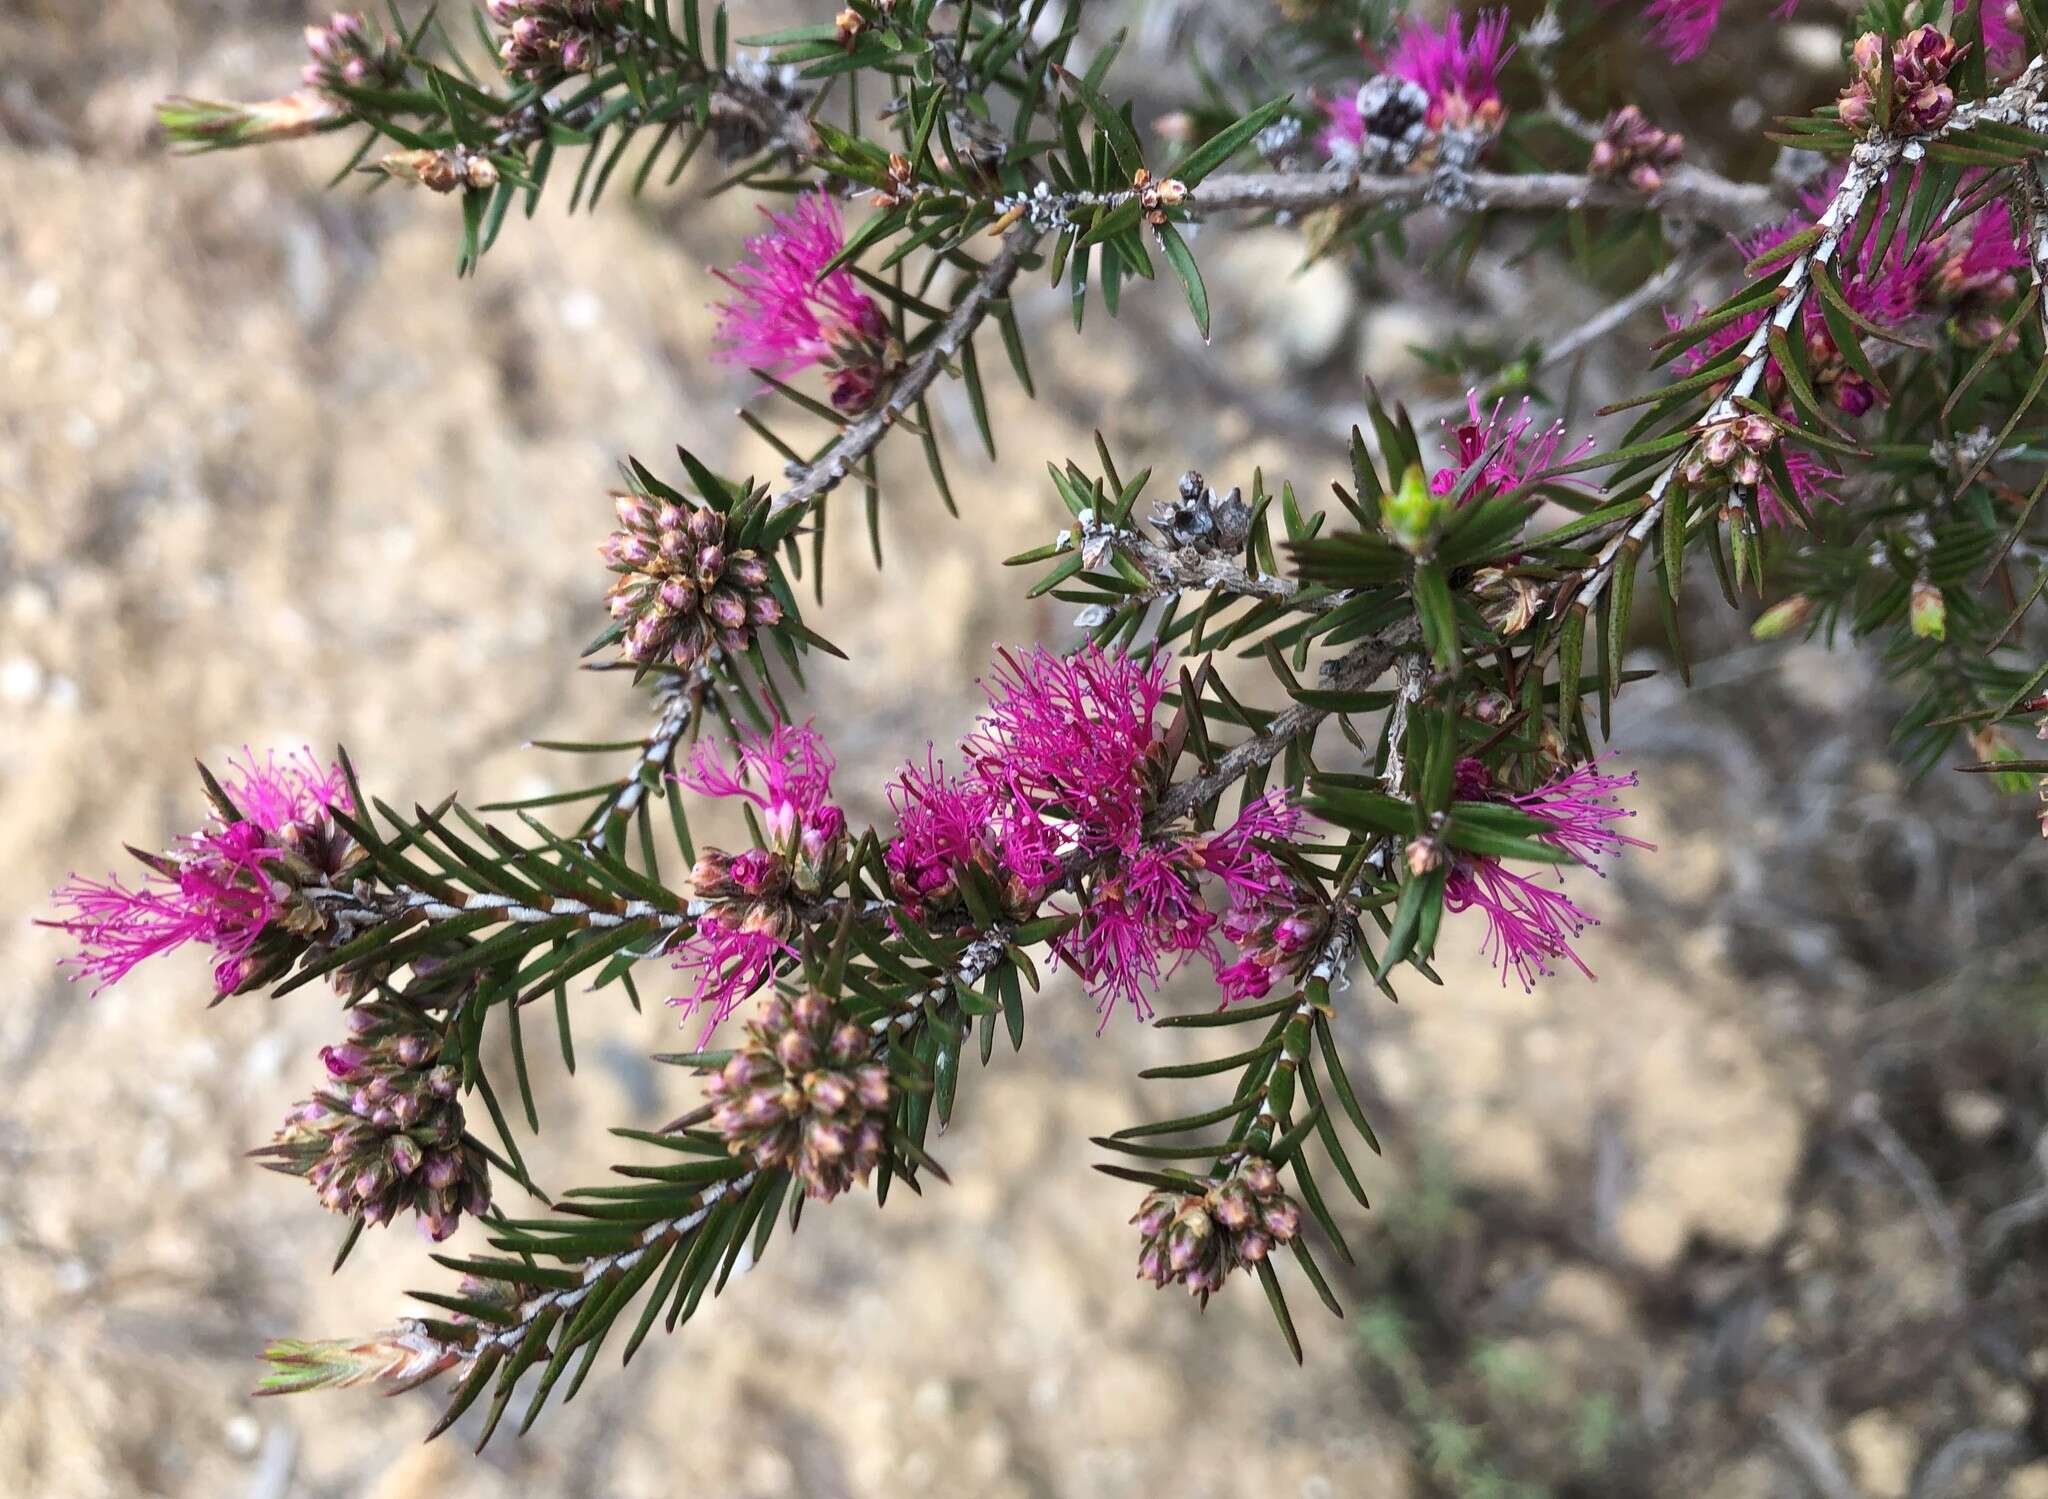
[1319, 8, 1512, 161]
[1671, 174, 2024, 524]
[1444, 758, 1648, 989]
[46, 748, 353, 995]
[667, 721, 848, 1038]
[712, 192, 894, 414]
[886, 646, 1320, 1027]
[885, 750, 1059, 913]
[1432, 393, 1591, 500]
[1385, 8, 1513, 131]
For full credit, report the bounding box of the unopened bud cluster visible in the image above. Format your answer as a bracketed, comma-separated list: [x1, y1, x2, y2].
[1133, 1157, 1302, 1297]
[1683, 414, 1779, 492]
[706, 991, 892, 1201]
[1840, 27, 1962, 134]
[258, 1003, 490, 1241]
[1589, 106, 1684, 193]
[603, 493, 781, 669]
[302, 12, 405, 95]
[486, 0, 622, 81]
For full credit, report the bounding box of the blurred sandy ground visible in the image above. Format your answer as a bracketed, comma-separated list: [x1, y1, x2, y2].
[5, 5, 2047, 1498]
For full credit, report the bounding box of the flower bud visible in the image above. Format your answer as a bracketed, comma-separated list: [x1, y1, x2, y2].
[775, 1026, 817, 1073]
[1382, 463, 1445, 555]
[1750, 595, 1813, 641]
[791, 989, 831, 1034]
[690, 848, 738, 898]
[704, 588, 749, 631]
[828, 1022, 866, 1065]
[1909, 577, 1947, 640]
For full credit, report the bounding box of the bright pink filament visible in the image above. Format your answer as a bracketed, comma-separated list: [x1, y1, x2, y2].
[675, 719, 839, 848]
[1385, 9, 1512, 126]
[46, 747, 351, 994]
[711, 192, 889, 377]
[1432, 392, 1589, 499]
[1446, 758, 1647, 989]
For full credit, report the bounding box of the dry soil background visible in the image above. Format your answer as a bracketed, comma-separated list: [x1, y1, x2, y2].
[5, 5, 2048, 1498]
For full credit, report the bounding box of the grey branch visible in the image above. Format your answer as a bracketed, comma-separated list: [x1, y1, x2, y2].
[768, 225, 1040, 519]
[1187, 165, 1780, 234]
[1151, 621, 1420, 827]
[1559, 55, 2048, 627]
[1110, 531, 1327, 607]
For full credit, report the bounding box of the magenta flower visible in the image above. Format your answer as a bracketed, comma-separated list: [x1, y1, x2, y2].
[964, 645, 1169, 859]
[1988, 2, 2027, 77]
[1196, 793, 1319, 1006]
[1642, 0, 1800, 65]
[897, 645, 1320, 1022]
[669, 720, 846, 1038]
[1678, 170, 1999, 383]
[1750, 445, 1839, 529]
[1055, 845, 1218, 1030]
[884, 751, 1059, 911]
[1669, 175, 2021, 524]
[1056, 884, 1167, 1027]
[1933, 198, 2026, 302]
[45, 748, 353, 995]
[712, 192, 894, 413]
[1385, 9, 1512, 130]
[1444, 758, 1647, 989]
[675, 719, 841, 855]
[1431, 393, 1590, 500]
[1185, 791, 1301, 907]
[1055, 795, 1317, 1024]
[668, 911, 791, 1042]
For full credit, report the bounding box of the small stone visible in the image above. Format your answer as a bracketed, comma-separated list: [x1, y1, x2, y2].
[2008, 1461, 2048, 1499]
[1781, 22, 1847, 73]
[0, 655, 46, 707]
[222, 1414, 262, 1457]
[1943, 1089, 2008, 1144]
[1540, 1266, 1634, 1338]
[1842, 1410, 1915, 1499]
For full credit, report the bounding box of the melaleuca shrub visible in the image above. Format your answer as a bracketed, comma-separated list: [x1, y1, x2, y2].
[39, 0, 2046, 1444]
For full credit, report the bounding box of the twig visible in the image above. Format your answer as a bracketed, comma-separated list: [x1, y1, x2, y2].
[1109, 531, 1333, 607]
[1151, 622, 1420, 826]
[1850, 1091, 1968, 1310]
[1977, 1184, 2048, 1266]
[1559, 56, 2048, 625]
[1765, 1407, 1869, 1499]
[592, 667, 711, 848]
[767, 226, 1039, 519]
[1912, 1428, 2029, 1499]
[1187, 165, 1777, 235]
